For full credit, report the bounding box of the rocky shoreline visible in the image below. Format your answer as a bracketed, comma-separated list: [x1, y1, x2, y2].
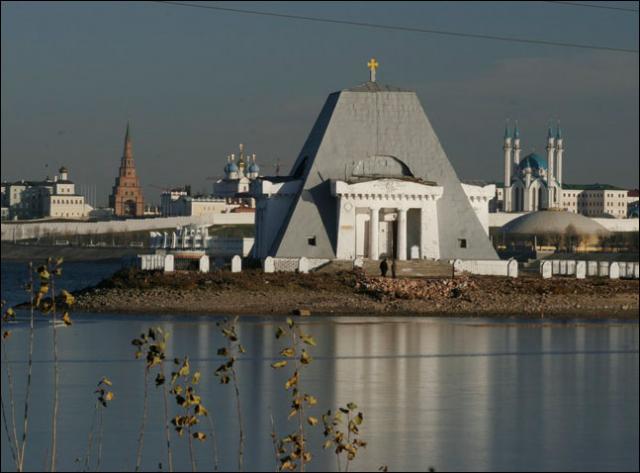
[69, 268, 640, 319]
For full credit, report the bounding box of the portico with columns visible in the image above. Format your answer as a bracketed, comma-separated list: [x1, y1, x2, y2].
[331, 179, 443, 260]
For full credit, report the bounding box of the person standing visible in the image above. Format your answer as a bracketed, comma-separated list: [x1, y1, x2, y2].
[379, 257, 388, 277]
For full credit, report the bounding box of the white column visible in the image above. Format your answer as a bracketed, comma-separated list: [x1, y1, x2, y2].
[369, 207, 379, 260]
[556, 139, 563, 185]
[397, 208, 407, 261]
[503, 138, 512, 212]
[420, 206, 428, 258]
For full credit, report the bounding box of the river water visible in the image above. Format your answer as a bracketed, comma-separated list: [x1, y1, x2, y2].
[1, 261, 639, 472]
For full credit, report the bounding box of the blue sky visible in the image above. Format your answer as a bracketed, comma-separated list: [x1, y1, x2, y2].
[1, 1, 638, 205]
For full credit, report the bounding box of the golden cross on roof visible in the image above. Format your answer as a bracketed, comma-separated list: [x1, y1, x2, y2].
[367, 58, 379, 82]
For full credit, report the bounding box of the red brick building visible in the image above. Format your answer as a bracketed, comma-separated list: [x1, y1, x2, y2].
[109, 123, 144, 217]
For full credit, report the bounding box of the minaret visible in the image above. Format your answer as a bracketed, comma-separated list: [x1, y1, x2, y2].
[555, 122, 563, 186]
[546, 125, 556, 208]
[503, 122, 513, 212]
[513, 121, 521, 168]
[109, 123, 145, 217]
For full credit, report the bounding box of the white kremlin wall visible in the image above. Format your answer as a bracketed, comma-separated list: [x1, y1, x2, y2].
[1, 213, 254, 241]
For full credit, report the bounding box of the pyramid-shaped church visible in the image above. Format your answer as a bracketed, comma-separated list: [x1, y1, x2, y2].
[251, 60, 497, 261]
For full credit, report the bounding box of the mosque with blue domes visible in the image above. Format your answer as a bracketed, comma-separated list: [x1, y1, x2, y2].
[502, 122, 564, 212]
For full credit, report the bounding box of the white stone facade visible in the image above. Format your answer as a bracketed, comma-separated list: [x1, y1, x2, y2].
[331, 179, 443, 261]
[1, 167, 90, 220]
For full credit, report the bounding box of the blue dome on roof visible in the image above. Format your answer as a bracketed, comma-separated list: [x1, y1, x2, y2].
[518, 153, 547, 171]
[248, 162, 260, 173]
[225, 162, 239, 173]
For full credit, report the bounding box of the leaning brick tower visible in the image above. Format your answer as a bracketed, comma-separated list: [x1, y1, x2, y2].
[109, 123, 145, 217]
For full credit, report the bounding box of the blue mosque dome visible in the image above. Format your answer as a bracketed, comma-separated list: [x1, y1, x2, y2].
[518, 153, 547, 171]
[248, 162, 260, 174]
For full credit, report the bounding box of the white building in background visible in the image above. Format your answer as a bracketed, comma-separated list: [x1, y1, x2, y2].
[1, 167, 92, 220]
[213, 143, 260, 208]
[160, 187, 230, 217]
[157, 143, 262, 218]
[495, 123, 632, 219]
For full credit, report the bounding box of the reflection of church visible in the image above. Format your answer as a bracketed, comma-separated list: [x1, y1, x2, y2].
[109, 123, 145, 217]
[213, 143, 260, 207]
[501, 123, 563, 212]
[251, 59, 497, 261]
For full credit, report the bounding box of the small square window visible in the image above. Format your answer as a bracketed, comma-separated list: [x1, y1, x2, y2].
[307, 236, 316, 246]
[458, 239, 467, 248]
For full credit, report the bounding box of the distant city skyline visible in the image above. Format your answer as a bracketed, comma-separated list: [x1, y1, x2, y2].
[2, 1, 638, 206]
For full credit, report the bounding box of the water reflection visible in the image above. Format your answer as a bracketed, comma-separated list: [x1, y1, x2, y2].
[1, 315, 638, 472]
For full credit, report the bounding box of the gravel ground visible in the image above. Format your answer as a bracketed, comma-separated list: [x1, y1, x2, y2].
[70, 268, 640, 319]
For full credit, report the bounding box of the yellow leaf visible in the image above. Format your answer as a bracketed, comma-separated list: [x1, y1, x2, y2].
[307, 416, 318, 426]
[300, 350, 312, 365]
[192, 371, 201, 385]
[99, 377, 113, 387]
[300, 335, 316, 347]
[193, 431, 207, 441]
[280, 348, 295, 358]
[61, 290, 75, 306]
[304, 394, 317, 406]
[284, 372, 299, 390]
[178, 359, 190, 377]
[104, 391, 114, 401]
[271, 360, 288, 369]
[62, 312, 73, 326]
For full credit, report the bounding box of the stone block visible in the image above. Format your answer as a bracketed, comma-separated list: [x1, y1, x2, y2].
[587, 261, 598, 277]
[567, 260, 576, 275]
[231, 255, 242, 273]
[575, 261, 586, 279]
[164, 254, 174, 273]
[263, 256, 275, 273]
[609, 262, 620, 280]
[552, 260, 560, 275]
[541, 261, 552, 279]
[507, 258, 518, 278]
[198, 255, 210, 273]
[298, 257, 309, 274]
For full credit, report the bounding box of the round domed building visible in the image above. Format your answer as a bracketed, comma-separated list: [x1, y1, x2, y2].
[500, 210, 610, 250]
